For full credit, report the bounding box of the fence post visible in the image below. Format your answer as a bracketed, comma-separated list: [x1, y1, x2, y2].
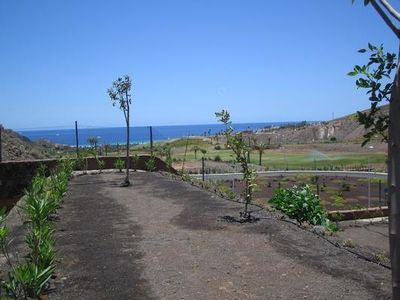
[75, 121, 79, 158]
[0, 124, 2, 163]
[202, 157, 205, 181]
[150, 126, 153, 156]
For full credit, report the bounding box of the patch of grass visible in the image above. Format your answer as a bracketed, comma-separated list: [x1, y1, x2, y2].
[372, 251, 389, 264]
[357, 178, 386, 184]
[331, 192, 345, 208]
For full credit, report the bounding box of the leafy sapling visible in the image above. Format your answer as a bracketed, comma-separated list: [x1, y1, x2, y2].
[348, 43, 397, 145]
[108, 75, 133, 186]
[215, 110, 257, 221]
[114, 158, 125, 173]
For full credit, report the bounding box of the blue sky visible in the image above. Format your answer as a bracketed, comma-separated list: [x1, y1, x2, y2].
[0, 0, 398, 129]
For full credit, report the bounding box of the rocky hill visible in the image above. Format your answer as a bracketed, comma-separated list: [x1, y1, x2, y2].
[1, 126, 59, 161]
[247, 104, 389, 145]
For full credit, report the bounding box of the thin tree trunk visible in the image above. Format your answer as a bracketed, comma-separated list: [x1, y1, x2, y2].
[389, 67, 400, 298]
[125, 104, 130, 185]
[259, 151, 262, 166]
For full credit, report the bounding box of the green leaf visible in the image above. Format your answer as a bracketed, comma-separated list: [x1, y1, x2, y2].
[368, 42, 374, 50]
[347, 71, 358, 76]
[358, 48, 366, 53]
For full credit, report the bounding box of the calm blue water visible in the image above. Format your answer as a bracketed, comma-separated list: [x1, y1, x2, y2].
[18, 122, 292, 146]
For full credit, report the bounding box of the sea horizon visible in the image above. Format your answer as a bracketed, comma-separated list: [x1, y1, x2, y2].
[17, 121, 304, 146]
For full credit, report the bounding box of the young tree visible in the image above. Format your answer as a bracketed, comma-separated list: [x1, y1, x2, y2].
[87, 136, 99, 152]
[351, 1, 400, 297]
[108, 75, 132, 186]
[191, 145, 200, 160]
[216, 110, 257, 220]
[200, 148, 207, 158]
[253, 141, 268, 166]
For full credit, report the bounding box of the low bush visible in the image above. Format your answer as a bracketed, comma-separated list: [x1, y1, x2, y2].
[214, 155, 222, 162]
[269, 185, 336, 231]
[132, 154, 139, 171]
[145, 156, 156, 172]
[98, 159, 106, 172]
[114, 158, 125, 172]
[0, 160, 74, 299]
[214, 145, 222, 150]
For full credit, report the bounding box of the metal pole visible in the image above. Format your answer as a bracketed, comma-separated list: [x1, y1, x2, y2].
[202, 157, 205, 181]
[75, 121, 79, 158]
[379, 179, 382, 205]
[150, 126, 153, 156]
[0, 125, 2, 162]
[368, 157, 371, 208]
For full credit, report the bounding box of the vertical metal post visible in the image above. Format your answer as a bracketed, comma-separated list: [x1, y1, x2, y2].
[75, 121, 79, 158]
[368, 176, 371, 209]
[0, 125, 2, 163]
[201, 157, 205, 181]
[379, 179, 382, 205]
[150, 126, 153, 156]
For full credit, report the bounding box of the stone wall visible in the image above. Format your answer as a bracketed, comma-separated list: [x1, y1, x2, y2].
[0, 155, 176, 199]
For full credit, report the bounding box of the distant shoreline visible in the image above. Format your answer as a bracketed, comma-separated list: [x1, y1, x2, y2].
[18, 122, 300, 146]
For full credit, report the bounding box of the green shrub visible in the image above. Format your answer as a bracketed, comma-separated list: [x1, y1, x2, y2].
[214, 145, 222, 150]
[1, 263, 54, 299]
[145, 156, 156, 172]
[98, 159, 106, 172]
[0, 159, 74, 299]
[114, 158, 125, 172]
[132, 154, 139, 171]
[331, 192, 345, 208]
[341, 181, 351, 192]
[269, 185, 335, 230]
[214, 155, 222, 162]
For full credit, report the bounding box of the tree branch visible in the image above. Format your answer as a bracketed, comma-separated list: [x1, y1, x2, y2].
[379, 0, 400, 22]
[371, 0, 400, 38]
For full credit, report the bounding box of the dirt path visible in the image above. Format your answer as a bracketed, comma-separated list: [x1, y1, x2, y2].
[51, 172, 391, 299]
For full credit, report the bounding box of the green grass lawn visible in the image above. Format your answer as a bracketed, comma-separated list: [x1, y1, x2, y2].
[73, 137, 387, 171]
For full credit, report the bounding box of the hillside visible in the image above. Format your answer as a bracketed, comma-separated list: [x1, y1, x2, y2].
[245, 104, 389, 145]
[1, 127, 59, 161]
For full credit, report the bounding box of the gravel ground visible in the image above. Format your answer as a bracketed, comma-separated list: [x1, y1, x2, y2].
[48, 171, 390, 299]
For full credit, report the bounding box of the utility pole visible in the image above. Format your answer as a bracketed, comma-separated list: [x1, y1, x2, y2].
[149, 126, 153, 156]
[75, 121, 79, 158]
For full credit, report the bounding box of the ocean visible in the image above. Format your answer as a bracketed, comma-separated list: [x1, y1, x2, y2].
[18, 122, 292, 146]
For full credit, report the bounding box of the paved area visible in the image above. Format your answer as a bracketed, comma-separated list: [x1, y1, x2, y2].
[50, 172, 391, 299]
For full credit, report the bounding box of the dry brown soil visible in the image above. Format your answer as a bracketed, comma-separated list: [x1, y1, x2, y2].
[228, 175, 387, 211]
[49, 172, 390, 299]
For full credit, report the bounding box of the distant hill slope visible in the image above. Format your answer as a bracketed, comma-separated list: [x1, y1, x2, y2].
[1, 127, 58, 161]
[250, 104, 389, 145]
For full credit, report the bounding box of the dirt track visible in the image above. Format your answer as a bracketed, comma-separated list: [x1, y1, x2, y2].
[50, 172, 391, 299]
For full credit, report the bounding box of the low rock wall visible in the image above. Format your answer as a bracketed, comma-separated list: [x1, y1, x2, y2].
[0, 155, 176, 199]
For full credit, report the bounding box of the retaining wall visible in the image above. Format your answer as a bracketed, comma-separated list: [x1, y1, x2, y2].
[0, 155, 176, 199]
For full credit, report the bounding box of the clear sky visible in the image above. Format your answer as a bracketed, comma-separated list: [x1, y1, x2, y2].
[0, 0, 398, 130]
